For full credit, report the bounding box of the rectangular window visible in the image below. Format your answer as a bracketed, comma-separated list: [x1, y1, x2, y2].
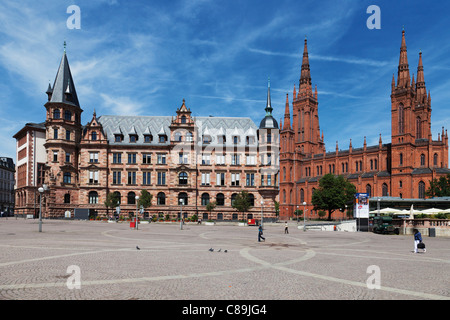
[231, 173, 240, 186]
[246, 173, 255, 186]
[267, 174, 272, 186]
[113, 171, 121, 184]
[113, 153, 122, 164]
[232, 154, 240, 165]
[89, 152, 99, 163]
[246, 155, 255, 165]
[53, 151, 58, 162]
[63, 172, 71, 184]
[157, 172, 166, 185]
[53, 128, 58, 139]
[65, 152, 70, 163]
[89, 171, 99, 184]
[216, 172, 225, 186]
[179, 153, 188, 164]
[142, 154, 152, 164]
[201, 172, 210, 185]
[127, 171, 136, 184]
[143, 172, 151, 185]
[66, 130, 71, 141]
[157, 154, 166, 164]
[128, 153, 136, 164]
[216, 154, 225, 165]
[202, 154, 211, 165]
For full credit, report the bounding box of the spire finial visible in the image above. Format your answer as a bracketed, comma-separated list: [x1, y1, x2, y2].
[64, 40, 66, 52]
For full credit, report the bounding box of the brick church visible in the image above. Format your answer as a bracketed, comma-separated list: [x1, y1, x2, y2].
[279, 30, 449, 220]
[13, 47, 280, 220]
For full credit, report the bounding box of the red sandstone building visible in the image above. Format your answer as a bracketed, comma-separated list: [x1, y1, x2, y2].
[279, 30, 449, 220]
[13, 48, 280, 221]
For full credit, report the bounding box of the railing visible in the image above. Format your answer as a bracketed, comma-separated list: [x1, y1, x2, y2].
[393, 219, 450, 229]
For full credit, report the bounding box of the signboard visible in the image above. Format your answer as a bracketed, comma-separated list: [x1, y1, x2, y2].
[354, 193, 369, 218]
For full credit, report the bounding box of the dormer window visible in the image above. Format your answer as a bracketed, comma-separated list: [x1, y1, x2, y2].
[159, 135, 167, 143]
[181, 115, 187, 124]
[218, 135, 226, 144]
[144, 135, 152, 143]
[233, 136, 240, 144]
[246, 136, 255, 145]
[129, 134, 138, 143]
[203, 135, 212, 144]
[115, 134, 122, 142]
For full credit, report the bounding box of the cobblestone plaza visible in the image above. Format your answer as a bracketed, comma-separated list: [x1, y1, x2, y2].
[0, 219, 448, 301]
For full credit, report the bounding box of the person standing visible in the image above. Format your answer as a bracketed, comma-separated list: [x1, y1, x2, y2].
[413, 229, 426, 253]
[284, 222, 289, 234]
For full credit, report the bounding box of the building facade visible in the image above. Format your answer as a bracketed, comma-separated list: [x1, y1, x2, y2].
[280, 30, 449, 220]
[14, 49, 280, 221]
[0, 157, 15, 215]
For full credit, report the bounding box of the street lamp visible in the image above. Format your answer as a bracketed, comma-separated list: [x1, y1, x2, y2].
[135, 195, 140, 230]
[37, 184, 48, 232]
[296, 205, 299, 224]
[260, 199, 264, 229]
[303, 201, 307, 231]
[179, 198, 184, 230]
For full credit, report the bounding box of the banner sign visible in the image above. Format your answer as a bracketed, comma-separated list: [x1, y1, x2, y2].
[354, 193, 369, 218]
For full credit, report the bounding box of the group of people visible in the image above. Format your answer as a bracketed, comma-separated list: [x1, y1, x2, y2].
[258, 222, 427, 254]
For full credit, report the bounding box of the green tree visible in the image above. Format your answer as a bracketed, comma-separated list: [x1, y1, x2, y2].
[274, 200, 280, 218]
[104, 192, 120, 218]
[205, 201, 216, 220]
[426, 174, 450, 198]
[232, 191, 253, 221]
[138, 189, 153, 209]
[311, 174, 357, 221]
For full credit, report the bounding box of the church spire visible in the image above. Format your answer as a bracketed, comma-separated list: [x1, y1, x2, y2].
[416, 51, 427, 102]
[299, 36, 312, 97]
[397, 29, 410, 89]
[265, 77, 273, 115]
[49, 44, 80, 107]
[283, 93, 291, 130]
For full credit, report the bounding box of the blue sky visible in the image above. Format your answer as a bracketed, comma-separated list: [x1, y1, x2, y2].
[1, 0, 450, 161]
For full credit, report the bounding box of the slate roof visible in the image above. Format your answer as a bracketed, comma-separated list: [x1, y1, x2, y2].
[97, 115, 259, 147]
[48, 51, 80, 107]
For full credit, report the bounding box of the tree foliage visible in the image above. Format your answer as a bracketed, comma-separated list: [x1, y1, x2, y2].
[138, 189, 153, 209]
[104, 192, 120, 209]
[426, 174, 450, 198]
[232, 191, 253, 219]
[311, 174, 357, 220]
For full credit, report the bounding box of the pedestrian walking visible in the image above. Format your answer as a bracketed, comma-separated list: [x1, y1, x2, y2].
[284, 222, 289, 234]
[413, 229, 426, 253]
[258, 225, 265, 242]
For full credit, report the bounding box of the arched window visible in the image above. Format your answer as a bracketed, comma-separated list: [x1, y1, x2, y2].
[114, 191, 121, 204]
[157, 192, 166, 205]
[178, 192, 188, 205]
[179, 172, 188, 185]
[88, 191, 98, 204]
[175, 132, 182, 142]
[201, 193, 210, 206]
[382, 183, 388, 197]
[300, 189, 304, 203]
[399, 153, 403, 166]
[231, 193, 237, 206]
[181, 115, 187, 124]
[127, 192, 136, 205]
[248, 193, 255, 206]
[416, 117, 422, 139]
[216, 193, 225, 206]
[398, 104, 404, 134]
[420, 154, 425, 166]
[418, 181, 426, 199]
[366, 184, 372, 197]
[433, 153, 438, 166]
[283, 190, 286, 203]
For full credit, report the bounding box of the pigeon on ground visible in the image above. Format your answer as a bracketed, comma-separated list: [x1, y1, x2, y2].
[209, 248, 214, 252]
[136, 246, 140, 250]
[224, 250, 227, 253]
[218, 249, 221, 252]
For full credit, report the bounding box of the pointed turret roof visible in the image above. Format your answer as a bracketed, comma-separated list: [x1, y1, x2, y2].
[49, 45, 80, 107]
[397, 29, 410, 88]
[299, 37, 312, 96]
[265, 77, 273, 115]
[259, 78, 279, 129]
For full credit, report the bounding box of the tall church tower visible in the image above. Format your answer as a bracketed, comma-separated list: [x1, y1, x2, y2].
[292, 38, 325, 156]
[43, 43, 83, 217]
